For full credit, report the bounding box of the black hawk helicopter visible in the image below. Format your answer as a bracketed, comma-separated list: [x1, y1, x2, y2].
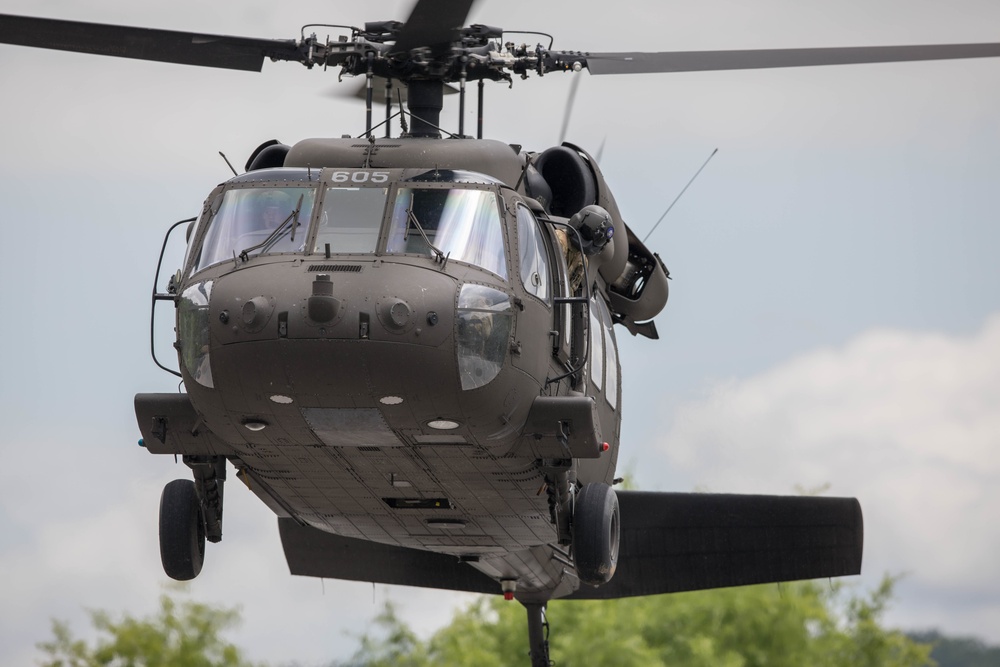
[5, 2, 998, 664]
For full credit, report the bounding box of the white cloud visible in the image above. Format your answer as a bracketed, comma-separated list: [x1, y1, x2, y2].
[654, 315, 1000, 640]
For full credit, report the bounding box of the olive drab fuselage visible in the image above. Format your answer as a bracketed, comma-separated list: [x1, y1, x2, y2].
[138, 137, 669, 600]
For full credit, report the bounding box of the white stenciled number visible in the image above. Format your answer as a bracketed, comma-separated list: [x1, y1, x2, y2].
[330, 171, 390, 184]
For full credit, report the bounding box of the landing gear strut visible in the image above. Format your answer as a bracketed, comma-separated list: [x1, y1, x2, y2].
[525, 602, 551, 667]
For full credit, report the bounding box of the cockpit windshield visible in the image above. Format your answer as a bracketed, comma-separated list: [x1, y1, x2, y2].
[386, 187, 507, 279]
[195, 185, 317, 272]
[188, 173, 509, 279]
[313, 187, 389, 254]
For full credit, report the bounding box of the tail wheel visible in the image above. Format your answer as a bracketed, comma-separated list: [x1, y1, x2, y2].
[573, 482, 620, 586]
[159, 479, 206, 580]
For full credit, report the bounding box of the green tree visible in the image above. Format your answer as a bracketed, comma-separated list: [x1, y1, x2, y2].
[343, 601, 431, 667]
[38, 592, 257, 667]
[346, 575, 934, 667]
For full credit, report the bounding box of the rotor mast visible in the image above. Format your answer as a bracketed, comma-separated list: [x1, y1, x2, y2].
[404, 79, 444, 138]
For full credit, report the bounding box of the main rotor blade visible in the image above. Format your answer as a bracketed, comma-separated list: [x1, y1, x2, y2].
[0, 14, 300, 72]
[392, 0, 475, 55]
[558, 73, 581, 145]
[583, 43, 1000, 75]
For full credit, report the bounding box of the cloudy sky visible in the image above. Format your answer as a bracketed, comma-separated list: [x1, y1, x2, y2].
[1, 0, 998, 664]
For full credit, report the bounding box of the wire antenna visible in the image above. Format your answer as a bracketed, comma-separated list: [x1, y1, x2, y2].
[642, 148, 718, 244]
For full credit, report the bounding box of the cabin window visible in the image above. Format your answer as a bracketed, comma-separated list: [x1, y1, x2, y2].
[589, 297, 604, 391]
[195, 185, 317, 272]
[313, 187, 389, 254]
[516, 205, 551, 304]
[386, 187, 507, 279]
[596, 296, 619, 410]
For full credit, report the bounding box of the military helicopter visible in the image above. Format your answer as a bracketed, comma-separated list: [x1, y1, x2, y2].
[4, 3, 999, 664]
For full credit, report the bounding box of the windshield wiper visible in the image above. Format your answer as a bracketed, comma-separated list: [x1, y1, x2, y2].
[405, 208, 448, 266]
[238, 193, 305, 262]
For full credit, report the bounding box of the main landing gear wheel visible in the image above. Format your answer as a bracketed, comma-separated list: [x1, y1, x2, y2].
[159, 479, 206, 580]
[573, 482, 620, 586]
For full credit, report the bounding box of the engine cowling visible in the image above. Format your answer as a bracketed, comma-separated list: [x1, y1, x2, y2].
[529, 143, 668, 329]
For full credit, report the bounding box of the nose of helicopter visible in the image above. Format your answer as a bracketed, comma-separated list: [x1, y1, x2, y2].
[209, 258, 456, 379]
[191, 259, 524, 448]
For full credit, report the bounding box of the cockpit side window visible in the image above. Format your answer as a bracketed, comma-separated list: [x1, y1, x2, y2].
[313, 187, 389, 254]
[183, 187, 222, 276]
[194, 185, 316, 272]
[516, 205, 551, 304]
[386, 187, 508, 279]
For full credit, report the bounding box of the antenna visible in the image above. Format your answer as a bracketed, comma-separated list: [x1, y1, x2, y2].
[218, 151, 238, 177]
[642, 148, 718, 244]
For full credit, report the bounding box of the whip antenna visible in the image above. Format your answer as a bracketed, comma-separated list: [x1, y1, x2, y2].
[643, 148, 718, 244]
[218, 151, 238, 177]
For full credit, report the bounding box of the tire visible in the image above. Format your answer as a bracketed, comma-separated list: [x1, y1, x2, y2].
[573, 482, 620, 586]
[159, 479, 206, 581]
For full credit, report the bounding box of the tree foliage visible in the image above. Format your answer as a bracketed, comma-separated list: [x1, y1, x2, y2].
[38, 592, 257, 667]
[35, 577, 941, 667]
[344, 575, 934, 667]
